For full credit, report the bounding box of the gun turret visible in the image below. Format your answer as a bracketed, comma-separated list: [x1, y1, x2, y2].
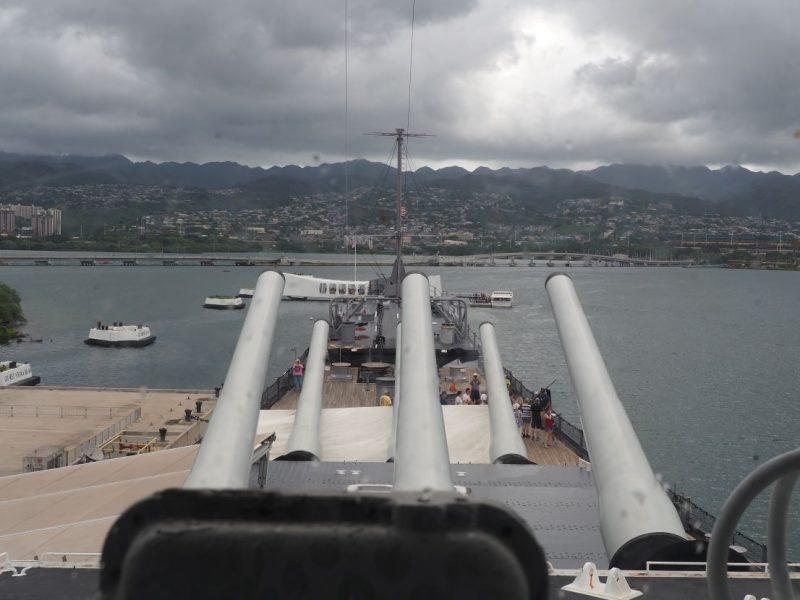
[101, 270, 550, 600]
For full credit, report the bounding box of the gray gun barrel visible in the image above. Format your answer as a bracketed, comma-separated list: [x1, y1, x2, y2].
[479, 322, 530, 464]
[393, 273, 453, 492]
[281, 319, 329, 461]
[545, 273, 686, 568]
[184, 271, 285, 489]
[387, 321, 402, 462]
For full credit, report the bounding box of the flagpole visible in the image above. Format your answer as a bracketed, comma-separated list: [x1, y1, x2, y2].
[354, 236, 357, 283]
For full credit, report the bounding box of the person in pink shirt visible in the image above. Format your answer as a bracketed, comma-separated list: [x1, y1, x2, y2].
[291, 359, 305, 390]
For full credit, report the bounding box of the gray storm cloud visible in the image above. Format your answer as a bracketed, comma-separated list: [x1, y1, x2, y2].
[0, 0, 798, 172]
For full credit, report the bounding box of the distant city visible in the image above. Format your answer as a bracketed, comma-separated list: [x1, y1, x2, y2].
[0, 203, 62, 237]
[0, 153, 797, 267]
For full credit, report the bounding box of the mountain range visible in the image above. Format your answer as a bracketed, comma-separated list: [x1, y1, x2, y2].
[1, 151, 798, 220]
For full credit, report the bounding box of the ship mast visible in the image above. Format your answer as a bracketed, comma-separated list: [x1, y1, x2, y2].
[368, 128, 431, 295]
[395, 128, 404, 268]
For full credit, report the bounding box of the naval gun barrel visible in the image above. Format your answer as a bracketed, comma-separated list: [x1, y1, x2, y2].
[545, 273, 686, 568]
[479, 322, 530, 464]
[393, 273, 453, 492]
[281, 319, 329, 461]
[184, 271, 285, 489]
[387, 322, 402, 462]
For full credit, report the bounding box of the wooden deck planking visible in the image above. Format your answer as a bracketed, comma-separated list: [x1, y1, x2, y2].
[271, 368, 376, 410]
[437, 364, 581, 465]
[270, 366, 582, 466]
[523, 435, 580, 466]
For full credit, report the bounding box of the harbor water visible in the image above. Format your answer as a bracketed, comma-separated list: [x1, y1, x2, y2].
[0, 259, 798, 556]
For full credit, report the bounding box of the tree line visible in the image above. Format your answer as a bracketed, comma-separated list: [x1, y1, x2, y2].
[0, 282, 24, 344]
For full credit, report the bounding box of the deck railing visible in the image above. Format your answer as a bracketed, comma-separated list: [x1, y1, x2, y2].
[0, 405, 133, 419]
[260, 348, 309, 409]
[503, 367, 589, 460]
[502, 364, 769, 562]
[667, 488, 768, 563]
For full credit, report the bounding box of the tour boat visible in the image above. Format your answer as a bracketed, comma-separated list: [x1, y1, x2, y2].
[84, 322, 156, 347]
[237, 288, 254, 298]
[490, 290, 514, 308]
[463, 292, 492, 307]
[204, 296, 246, 310]
[0, 360, 40, 386]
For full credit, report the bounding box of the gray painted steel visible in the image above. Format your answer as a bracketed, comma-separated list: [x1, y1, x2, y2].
[393, 274, 453, 492]
[768, 473, 798, 600]
[388, 321, 401, 462]
[479, 322, 529, 463]
[545, 273, 686, 558]
[7, 565, 800, 599]
[184, 270, 285, 489]
[259, 460, 607, 569]
[283, 320, 329, 460]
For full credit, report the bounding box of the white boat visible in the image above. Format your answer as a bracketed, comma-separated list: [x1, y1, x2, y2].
[490, 290, 513, 308]
[458, 292, 491, 307]
[204, 296, 246, 310]
[84, 322, 156, 347]
[0, 360, 40, 386]
[237, 272, 443, 302]
[283, 272, 371, 300]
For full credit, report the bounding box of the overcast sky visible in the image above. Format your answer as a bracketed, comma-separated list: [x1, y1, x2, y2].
[1, 0, 800, 173]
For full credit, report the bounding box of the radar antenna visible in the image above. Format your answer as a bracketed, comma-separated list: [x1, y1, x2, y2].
[365, 129, 433, 294]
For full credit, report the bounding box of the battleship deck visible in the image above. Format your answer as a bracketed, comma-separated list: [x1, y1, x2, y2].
[271, 365, 581, 466]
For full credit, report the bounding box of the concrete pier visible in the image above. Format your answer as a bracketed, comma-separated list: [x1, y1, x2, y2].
[0, 387, 216, 477]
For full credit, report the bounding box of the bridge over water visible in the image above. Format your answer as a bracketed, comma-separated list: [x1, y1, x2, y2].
[0, 252, 693, 268]
[434, 252, 693, 267]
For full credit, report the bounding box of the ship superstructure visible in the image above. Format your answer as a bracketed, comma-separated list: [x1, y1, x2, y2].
[326, 129, 461, 365]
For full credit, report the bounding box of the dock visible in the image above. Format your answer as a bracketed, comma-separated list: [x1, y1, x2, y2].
[0, 387, 216, 477]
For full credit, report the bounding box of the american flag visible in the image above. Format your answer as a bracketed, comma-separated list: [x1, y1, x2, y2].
[400, 204, 407, 218]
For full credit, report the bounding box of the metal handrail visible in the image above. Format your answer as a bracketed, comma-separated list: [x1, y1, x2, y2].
[257, 290, 770, 566]
[260, 347, 309, 409]
[708, 448, 800, 600]
[646, 560, 800, 573]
